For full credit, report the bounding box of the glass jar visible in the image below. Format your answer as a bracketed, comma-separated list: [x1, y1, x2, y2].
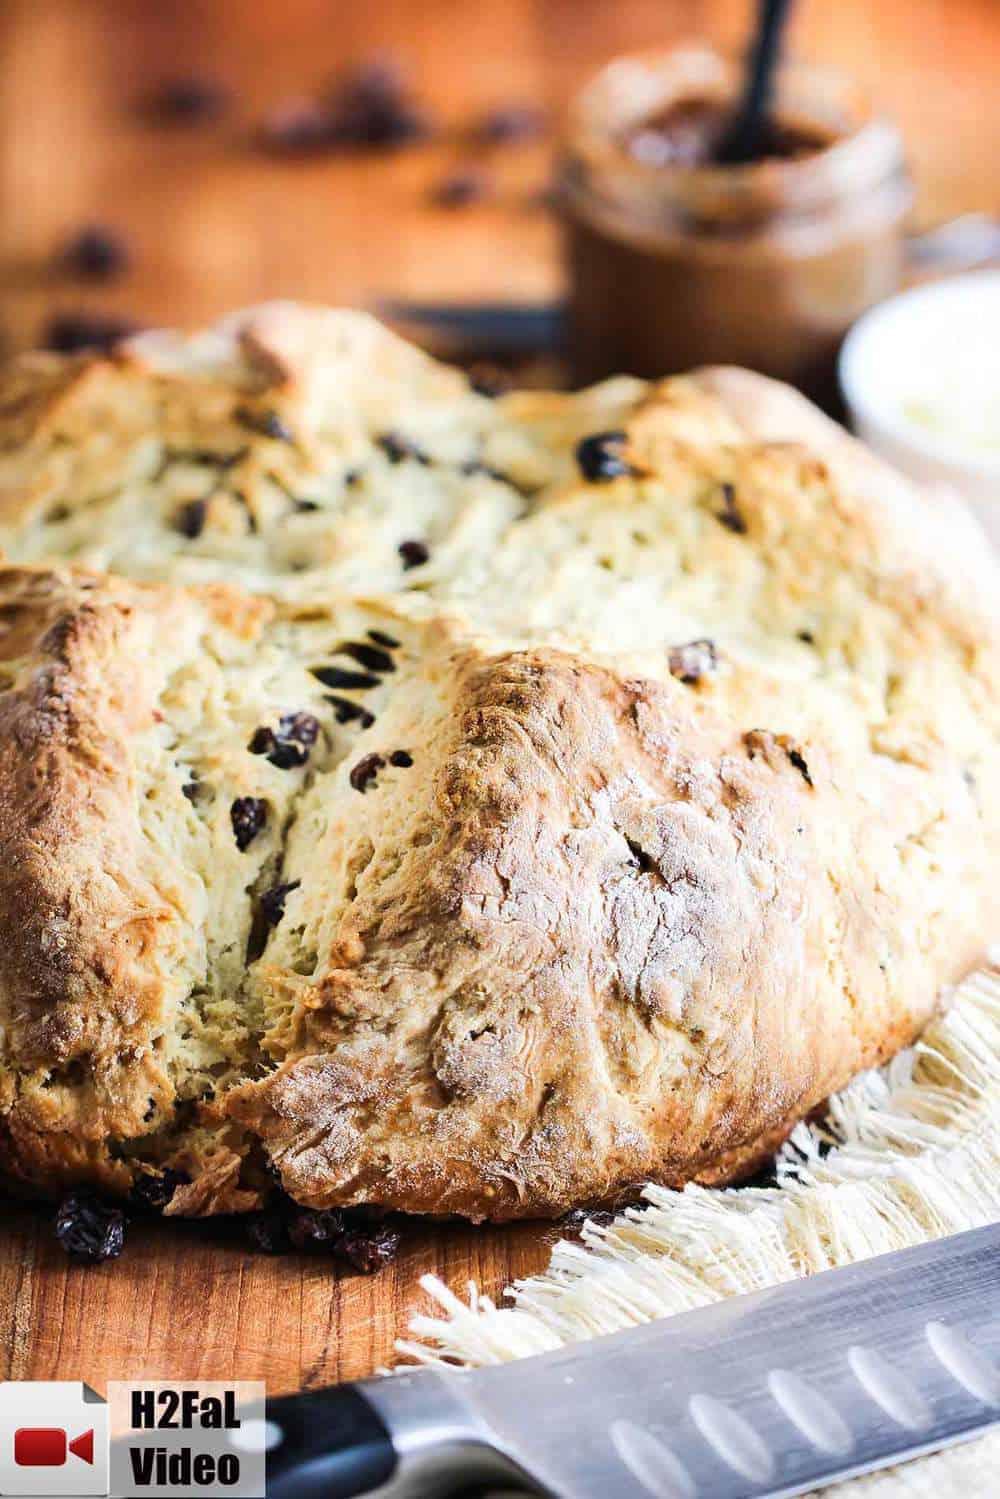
[559, 45, 912, 409]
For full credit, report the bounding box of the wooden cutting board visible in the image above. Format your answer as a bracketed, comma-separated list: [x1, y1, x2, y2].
[0, 1199, 559, 1393]
[2, 1206, 996, 1499]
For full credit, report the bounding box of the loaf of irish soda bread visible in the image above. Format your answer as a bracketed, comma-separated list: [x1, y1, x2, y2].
[0, 306, 997, 1220]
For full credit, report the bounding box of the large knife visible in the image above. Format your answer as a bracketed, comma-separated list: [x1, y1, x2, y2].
[256, 1223, 1000, 1497]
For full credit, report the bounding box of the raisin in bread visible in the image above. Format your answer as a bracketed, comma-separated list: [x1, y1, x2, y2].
[0, 308, 997, 1220]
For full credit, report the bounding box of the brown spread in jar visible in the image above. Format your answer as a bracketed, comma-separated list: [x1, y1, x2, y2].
[560, 46, 912, 408]
[625, 97, 833, 169]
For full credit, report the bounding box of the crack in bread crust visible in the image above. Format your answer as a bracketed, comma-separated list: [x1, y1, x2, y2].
[0, 310, 996, 1220]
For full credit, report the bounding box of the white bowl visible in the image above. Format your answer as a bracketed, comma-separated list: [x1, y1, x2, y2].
[839, 270, 1000, 546]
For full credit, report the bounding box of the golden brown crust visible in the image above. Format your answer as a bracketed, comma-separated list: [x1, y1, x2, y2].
[226, 643, 994, 1218]
[0, 312, 996, 1220]
[0, 568, 183, 1194]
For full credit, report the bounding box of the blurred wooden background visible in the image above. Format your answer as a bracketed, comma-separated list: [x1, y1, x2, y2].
[0, 0, 997, 355]
[0, 0, 997, 1399]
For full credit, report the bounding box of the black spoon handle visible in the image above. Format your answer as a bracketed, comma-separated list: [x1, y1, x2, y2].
[717, 0, 795, 165]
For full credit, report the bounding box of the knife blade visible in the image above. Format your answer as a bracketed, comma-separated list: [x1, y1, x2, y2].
[258, 1221, 1000, 1497]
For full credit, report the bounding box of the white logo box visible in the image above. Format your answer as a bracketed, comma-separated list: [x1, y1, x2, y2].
[0, 1382, 267, 1499]
[0, 1382, 107, 1497]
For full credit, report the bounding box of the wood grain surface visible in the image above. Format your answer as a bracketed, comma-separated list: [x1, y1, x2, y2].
[0, 1199, 572, 1390]
[0, 0, 997, 1395]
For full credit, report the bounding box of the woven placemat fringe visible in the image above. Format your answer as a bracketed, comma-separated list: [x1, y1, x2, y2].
[398, 965, 1000, 1369]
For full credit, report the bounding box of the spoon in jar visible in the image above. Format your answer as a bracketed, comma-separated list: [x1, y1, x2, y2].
[715, 0, 796, 165]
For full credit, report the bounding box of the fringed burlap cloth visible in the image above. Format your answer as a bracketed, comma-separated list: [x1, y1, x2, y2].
[399, 964, 1000, 1494]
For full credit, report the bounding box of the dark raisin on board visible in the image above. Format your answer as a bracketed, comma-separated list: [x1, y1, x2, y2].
[350, 753, 385, 793]
[59, 225, 130, 280]
[245, 1207, 290, 1253]
[430, 167, 491, 208]
[259, 98, 335, 155]
[310, 664, 381, 692]
[245, 1196, 403, 1273]
[326, 55, 432, 149]
[235, 406, 295, 443]
[575, 430, 636, 482]
[230, 796, 268, 850]
[398, 539, 430, 570]
[286, 1206, 347, 1252]
[337, 96, 429, 150]
[668, 639, 718, 685]
[54, 1190, 126, 1264]
[248, 712, 321, 770]
[130, 1167, 189, 1213]
[716, 481, 747, 534]
[337, 1222, 402, 1274]
[326, 695, 376, 728]
[367, 628, 400, 649]
[145, 75, 229, 124]
[260, 55, 432, 157]
[377, 431, 429, 465]
[388, 749, 413, 768]
[174, 497, 208, 539]
[341, 52, 406, 102]
[339, 640, 395, 674]
[42, 311, 138, 354]
[472, 103, 546, 145]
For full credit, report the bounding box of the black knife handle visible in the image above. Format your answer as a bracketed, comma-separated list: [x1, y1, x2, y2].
[265, 1386, 397, 1498]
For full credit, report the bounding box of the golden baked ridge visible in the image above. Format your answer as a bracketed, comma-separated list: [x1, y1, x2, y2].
[0, 307, 996, 1220]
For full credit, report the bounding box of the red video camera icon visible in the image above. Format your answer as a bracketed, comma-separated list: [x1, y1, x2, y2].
[14, 1428, 94, 1467]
